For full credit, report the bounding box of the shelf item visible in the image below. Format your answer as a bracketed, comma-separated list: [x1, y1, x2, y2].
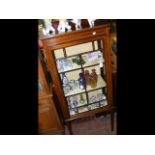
[88, 89, 106, 104]
[78, 72, 86, 90]
[69, 108, 78, 116]
[72, 56, 86, 65]
[60, 70, 85, 97]
[67, 93, 87, 109]
[64, 74, 106, 97]
[89, 94, 106, 104]
[63, 80, 80, 95]
[57, 56, 81, 73]
[88, 102, 100, 110]
[82, 50, 104, 67]
[86, 75, 106, 91]
[56, 51, 104, 73]
[100, 100, 108, 107]
[61, 73, 69, 85]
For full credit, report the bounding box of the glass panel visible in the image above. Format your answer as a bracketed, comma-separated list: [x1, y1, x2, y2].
[94, 40, 98, 50]
[53, 40, 108, 116]
[66, 42, 93, 56]
[67, 93, 88, 116]
[54, 49, 64, 59]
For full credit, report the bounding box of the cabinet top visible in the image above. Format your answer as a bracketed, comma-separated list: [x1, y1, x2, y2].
[40, 24, 110, 41]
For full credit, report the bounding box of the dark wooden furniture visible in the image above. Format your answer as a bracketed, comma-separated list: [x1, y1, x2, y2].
[38, 56, 64, 134]
[110, 33, 117, 109]
[41, 25, 114, 134]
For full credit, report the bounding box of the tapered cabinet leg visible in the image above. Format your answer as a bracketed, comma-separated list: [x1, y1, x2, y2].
[67, 122, 73, 135]
[110, 111, 114, 131]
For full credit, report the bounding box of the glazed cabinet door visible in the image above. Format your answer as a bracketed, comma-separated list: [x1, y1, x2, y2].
[42, 25, 113, 122]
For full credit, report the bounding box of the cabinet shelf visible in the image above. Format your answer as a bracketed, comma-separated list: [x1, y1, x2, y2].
[56, 50, 104, 74]
[64, 75, 106, 97]
[69, 101, 108, 116]
[69, 99, 107, 110]
[65, 87, 85, 97]
[59, 63, 103, 74]
[67, 105, 111, 122]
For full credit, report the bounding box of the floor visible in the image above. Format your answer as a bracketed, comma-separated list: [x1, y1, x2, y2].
[65, 112, 117, 135]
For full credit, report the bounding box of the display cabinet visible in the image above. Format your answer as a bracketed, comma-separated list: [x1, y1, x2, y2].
[41, 25, 114, 134]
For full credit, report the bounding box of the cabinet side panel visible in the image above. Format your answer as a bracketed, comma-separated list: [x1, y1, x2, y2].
[42, 44, 70, 119]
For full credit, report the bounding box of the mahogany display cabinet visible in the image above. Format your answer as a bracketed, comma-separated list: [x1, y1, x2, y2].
[41, 24, 114, 134]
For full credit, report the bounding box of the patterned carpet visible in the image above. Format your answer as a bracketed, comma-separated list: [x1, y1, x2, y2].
[65, 112, 117, 135]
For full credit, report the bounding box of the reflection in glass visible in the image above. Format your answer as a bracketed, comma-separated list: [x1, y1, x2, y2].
[38, 80, 43, 92]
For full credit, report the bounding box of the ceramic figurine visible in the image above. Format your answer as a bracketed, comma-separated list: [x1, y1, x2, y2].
[89, 96, 94, 103]
[42, 19, 55, 35]
[72, 96, 78, 108]
[63, 84, 70, 95]
[87, 19, 96, 28]
[60, 58, 73, 71]
[78, 73, 85, 90]
[57, 59, 64, 72]
[57, 19, 66, 33]
[65, 21, 72, 31]
[72, 19, 81, 30]
[61, 73, 69, 85]
[57, 19, 71, 33]
[79, 94, 85, 104]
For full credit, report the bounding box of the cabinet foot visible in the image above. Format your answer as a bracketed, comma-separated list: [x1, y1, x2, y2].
[110, 111, 114, 131]
[67, 122, 73, 135]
